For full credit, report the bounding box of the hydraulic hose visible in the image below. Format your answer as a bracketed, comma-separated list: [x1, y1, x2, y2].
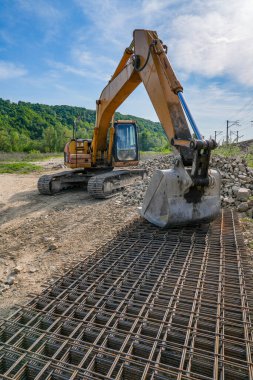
[177, 91, 203, 141]
[133, 41, 156, 72]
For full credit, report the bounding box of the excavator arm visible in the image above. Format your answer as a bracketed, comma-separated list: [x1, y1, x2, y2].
[92, 29, 220, 227]
[93, 29, 206, 167]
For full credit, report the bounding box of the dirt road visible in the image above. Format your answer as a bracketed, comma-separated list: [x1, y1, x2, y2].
[0, 164, 138, 318]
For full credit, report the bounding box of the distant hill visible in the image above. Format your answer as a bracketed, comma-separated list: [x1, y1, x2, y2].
[0, 98, 168, 152]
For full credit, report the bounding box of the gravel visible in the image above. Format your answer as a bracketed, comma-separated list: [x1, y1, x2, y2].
[118, 154, 253, 217]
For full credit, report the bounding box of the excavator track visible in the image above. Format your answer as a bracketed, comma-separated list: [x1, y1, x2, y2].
[87, 169, 146, 199]
[0, 210, 253, 379]
[37, 174, 53, 195]
[37, 171, 88, 195]
[38, 170, 146, 197]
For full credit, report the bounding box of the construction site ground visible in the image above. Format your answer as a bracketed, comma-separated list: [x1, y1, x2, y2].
[0, 155, 253, 321]
[0, 158, 138, 319]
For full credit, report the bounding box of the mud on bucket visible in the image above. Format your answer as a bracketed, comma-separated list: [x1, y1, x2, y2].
[140, 162, 221, 228]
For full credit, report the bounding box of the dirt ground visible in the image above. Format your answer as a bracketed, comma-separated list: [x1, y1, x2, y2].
[1, 158, 252, 320]
[0, 159, 138, 318]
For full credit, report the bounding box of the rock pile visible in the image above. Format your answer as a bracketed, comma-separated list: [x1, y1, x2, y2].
[211, 155, 253, 216]
[119, 155, 174, 206]
[118, 154, 253, 217]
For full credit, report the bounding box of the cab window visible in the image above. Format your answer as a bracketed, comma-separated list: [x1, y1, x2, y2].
[114, 123, 138, 161]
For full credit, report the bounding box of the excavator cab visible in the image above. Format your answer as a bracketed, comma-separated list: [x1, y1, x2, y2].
[113, 120, 139, 163]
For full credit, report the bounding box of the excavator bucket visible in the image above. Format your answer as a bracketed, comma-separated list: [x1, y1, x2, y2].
[140, 159, 221, 227]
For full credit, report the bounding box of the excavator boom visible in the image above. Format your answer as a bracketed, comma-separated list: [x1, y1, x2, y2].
[93, 30, 194, 165]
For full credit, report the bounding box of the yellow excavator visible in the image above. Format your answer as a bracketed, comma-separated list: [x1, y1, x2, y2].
[38, 29, 221, 227]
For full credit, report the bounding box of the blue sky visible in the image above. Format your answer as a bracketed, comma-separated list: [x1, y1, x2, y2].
[1, 0, 253, 141]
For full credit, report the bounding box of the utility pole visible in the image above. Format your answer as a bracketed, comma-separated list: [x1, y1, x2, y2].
[214, 130, 223, 143]
[226, 120, 240, 144]
[231, 130, 244, 143]
[236, 131, 244, 143]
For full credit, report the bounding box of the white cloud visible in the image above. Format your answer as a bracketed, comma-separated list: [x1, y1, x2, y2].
[46, 46, 118, 84]
[75, 0, 253, 87]
[47, 60, 111, 82]
[2, 0, 253, 141]
[72, 47, 117, 68]
[75, 0, 136, 47]
[168, 0, 253, 85]
[67, 0, 253, 139]
[0, 61, 27, 80]
[73, 50, 93, 66]
[71, 0, 253, 141]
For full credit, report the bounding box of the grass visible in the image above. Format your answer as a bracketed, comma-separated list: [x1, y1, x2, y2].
[0, 151, 62, 163]
[213, 144, 253, 168]
[246, 155, 253, 168]
[0, 162, 43, 174]
[140, 146, 253, 168]
[213, 145, 242, 157]
[240, 217, 253, 226]
[140, 149, 172, 160]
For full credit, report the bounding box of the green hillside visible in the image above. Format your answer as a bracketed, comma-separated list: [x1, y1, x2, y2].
[0, 98, 168, 153]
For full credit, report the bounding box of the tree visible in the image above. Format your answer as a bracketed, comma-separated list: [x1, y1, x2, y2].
[0, 98, 167, 152]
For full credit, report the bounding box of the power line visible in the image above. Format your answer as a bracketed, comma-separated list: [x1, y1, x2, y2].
[228, 99, 253, 138]
[229, 97, 253, 121]
[235, 120, 253, 133]
[237, 110, 253, 125]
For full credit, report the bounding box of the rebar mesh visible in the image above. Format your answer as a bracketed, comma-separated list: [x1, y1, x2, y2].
[0, 210, 252, 379]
